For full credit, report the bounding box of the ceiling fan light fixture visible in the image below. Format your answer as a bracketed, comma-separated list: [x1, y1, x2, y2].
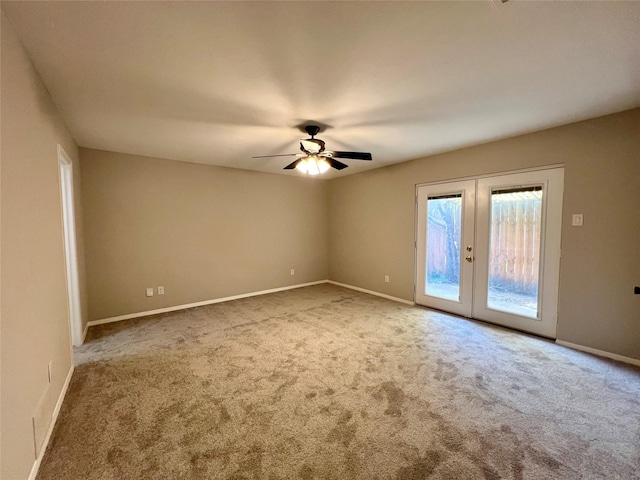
[254, 124, 372, 172]
[296, 155, 330, 175]
[317, 157, 330, 174]
[296, 158, 309, 174]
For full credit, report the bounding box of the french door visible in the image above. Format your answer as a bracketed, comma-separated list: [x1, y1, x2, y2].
[416, 168, 564, 338]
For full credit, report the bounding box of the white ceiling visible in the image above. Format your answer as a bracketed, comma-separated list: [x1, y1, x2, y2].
[4, 1, 640, 178]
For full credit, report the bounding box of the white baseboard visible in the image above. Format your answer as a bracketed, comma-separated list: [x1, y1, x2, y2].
[327, 280, 414, 306]
[28, 365, 74, 480]
[555, 340, 640, 367]
[88, 280, 329, 327]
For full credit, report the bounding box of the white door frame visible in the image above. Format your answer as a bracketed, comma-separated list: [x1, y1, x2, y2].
[415, 179, 476, 317]
[473, 168, 564, 338]
[58, 145, 83, 346]
[415, 166, 564, 339]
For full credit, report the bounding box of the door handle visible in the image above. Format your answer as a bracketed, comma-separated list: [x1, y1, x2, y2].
[465, 255, 473, 263]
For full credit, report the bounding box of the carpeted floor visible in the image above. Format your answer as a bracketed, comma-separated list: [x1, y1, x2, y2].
[38, 284, 640, 479]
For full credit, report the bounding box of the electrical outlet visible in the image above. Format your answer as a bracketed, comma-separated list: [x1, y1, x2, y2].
[158, 286, 165, 295]
[146, 287, 154, 297]
[290, 269, 295, 276]
[384, 275, 390, 283]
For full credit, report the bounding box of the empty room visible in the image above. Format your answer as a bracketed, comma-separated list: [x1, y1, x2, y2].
[1, 1, 639, 479]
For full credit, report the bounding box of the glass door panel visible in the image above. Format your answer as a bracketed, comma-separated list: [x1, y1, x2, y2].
[426, 194, 462, 302]
[487, 186, 543, 318]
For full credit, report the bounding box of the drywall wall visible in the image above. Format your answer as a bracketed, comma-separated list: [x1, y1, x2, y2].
[1, 10, 87, 479]
[81, 149, 329, 321]
[328, 108, 640, 361]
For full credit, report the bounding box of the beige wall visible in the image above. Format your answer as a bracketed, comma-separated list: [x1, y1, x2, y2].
[1, 8, 637, 476]
[81, 149, 328, 321]
[328, 108, 640, 361]
[1, 10, 87, 479]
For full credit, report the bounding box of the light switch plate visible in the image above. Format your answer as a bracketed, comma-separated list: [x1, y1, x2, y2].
[146, 287, 154, 297]
[571, 214, 584, 226]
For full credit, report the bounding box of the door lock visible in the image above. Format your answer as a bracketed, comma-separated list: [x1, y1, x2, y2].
[466, 246, 473, 252]
[465, 255, 473, 263]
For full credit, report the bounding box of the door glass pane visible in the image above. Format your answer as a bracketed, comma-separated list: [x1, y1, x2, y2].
[487, 186, 543, 318]
[426, 194, 462, 301]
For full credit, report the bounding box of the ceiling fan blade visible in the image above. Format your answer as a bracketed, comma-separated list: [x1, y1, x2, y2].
[327, 158, 349, 170]
[283, 159, 303, 170]
[252, 153, 301, 159]
[330, 151, 373, 161]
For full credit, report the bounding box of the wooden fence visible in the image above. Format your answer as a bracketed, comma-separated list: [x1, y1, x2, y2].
[427, 193, 541, 295]
[488, 195, 541, 295]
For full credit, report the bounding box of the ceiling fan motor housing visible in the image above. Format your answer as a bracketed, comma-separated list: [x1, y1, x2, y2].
[304, 125, 321, 137]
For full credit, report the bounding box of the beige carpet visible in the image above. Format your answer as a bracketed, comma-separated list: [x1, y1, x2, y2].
[38, 284, 640, 479]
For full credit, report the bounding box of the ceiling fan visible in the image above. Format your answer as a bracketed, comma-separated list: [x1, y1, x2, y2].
[253, 125, 372, 175]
